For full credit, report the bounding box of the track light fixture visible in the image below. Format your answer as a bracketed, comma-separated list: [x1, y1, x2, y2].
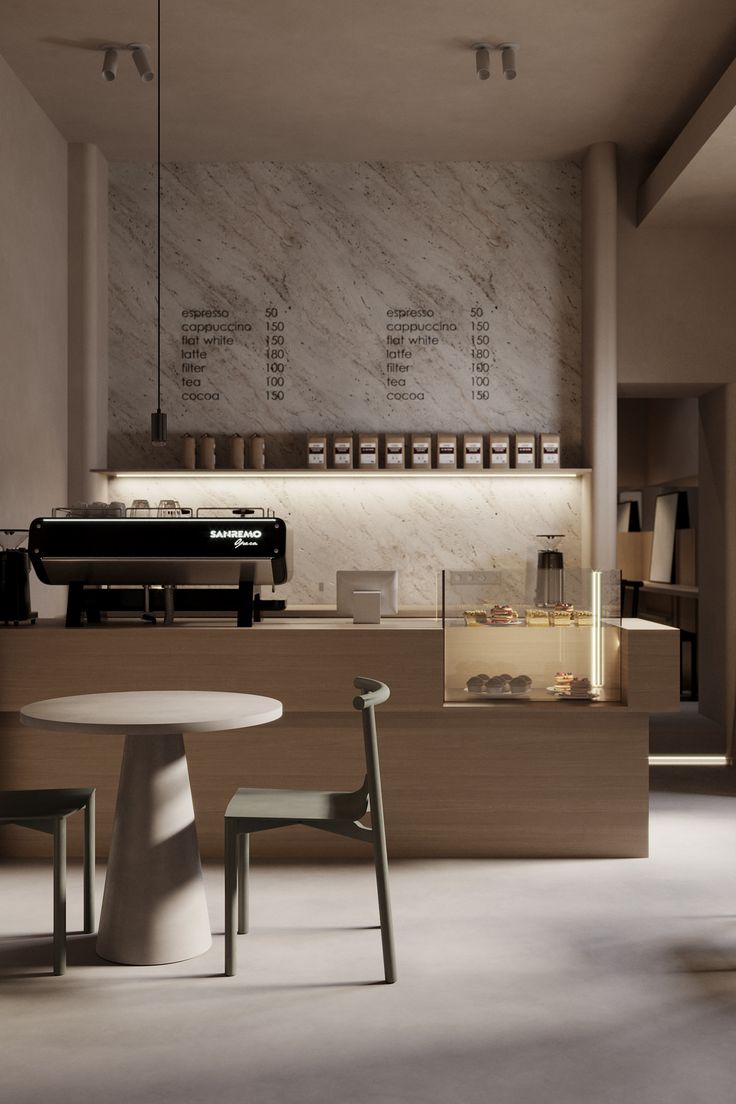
[499, 43, 518, 81]
[472, 42, 519, 81]
[130, 43, 155, 82]
[99, 42, 155, 82]
[474, 44, 491, 80]
[100, 47, 118, 82]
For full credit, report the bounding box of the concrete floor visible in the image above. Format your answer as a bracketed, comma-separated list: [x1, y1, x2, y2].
[2, 787, 735, 1104]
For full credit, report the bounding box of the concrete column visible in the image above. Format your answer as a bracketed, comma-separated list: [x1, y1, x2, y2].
[698, 385, 736, 758]
[582, 143, 618, 570]
[68, 143, 109, 504]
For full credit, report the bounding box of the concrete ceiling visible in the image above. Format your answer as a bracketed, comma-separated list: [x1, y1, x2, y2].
[1, 0, 736, 165]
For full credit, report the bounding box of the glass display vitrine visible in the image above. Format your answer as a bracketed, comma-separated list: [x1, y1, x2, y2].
[443, 569, 621, 704]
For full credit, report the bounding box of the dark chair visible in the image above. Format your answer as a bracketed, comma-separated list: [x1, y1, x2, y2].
[0, 788, 96, 975]
[621, 579, 642, 618]
[224, 677, 395, 982]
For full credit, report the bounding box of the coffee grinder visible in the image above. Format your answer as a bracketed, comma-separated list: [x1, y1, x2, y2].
[535, 534, 565, 607]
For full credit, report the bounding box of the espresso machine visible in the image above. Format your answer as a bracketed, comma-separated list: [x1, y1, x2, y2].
[535, 534, 565, 607]
[29, 510, 291, 627]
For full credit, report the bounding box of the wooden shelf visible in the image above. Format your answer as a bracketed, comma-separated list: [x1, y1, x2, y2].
[95, 468, 591, 480]
[640, 581, 698, 599]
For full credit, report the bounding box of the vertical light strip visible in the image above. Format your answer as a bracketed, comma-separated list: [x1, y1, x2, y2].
[591, 570, 603, 688]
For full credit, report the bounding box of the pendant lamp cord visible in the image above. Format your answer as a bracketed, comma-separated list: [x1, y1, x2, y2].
[156, 0, 161, 413]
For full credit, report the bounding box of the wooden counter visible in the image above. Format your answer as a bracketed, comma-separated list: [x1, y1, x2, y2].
[0, 618, 678, 861]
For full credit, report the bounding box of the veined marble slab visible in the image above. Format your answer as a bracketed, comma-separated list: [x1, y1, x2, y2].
[108, 161, 581, 470]
[110, 475, 583, 608]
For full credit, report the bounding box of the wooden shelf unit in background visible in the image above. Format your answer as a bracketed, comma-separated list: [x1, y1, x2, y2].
[617, 528, 697, 587]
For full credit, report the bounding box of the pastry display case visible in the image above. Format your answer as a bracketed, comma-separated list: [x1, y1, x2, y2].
[442, 568, 622, 704]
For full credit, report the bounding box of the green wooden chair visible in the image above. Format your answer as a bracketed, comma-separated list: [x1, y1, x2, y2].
[224, 677, 395, 982]
[0, 788, 96, 975]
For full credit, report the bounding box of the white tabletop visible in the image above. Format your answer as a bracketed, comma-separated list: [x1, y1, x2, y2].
[20, 690, 283, 736]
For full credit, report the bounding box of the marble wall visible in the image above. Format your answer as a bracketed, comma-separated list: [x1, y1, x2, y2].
[110, 474, 584, 608]
[107, 161, 582, 604]
[108, 161, 581, 469]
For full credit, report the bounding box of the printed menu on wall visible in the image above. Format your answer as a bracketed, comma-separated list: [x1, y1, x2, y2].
[109, 161, 581, 468]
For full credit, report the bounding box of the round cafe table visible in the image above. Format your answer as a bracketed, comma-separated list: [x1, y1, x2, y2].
[20, 690, 282, 966]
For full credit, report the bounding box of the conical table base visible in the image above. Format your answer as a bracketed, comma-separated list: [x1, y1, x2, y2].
[97, 732, 212, 965]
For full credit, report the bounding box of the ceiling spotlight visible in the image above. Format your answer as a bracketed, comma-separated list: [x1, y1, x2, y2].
[129, 43, 155, 82]
[499, 43, 518, 80]
[474, 43, 491, 80]
[471, 41, 520, 81]
[100, 46, 118, 82]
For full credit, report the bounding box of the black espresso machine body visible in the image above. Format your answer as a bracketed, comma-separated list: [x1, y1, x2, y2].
[29, 516, 291, 627]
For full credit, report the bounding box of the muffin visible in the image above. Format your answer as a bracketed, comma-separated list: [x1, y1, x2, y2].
[486, 676, 507, 692]
[466, 675, 488, 693]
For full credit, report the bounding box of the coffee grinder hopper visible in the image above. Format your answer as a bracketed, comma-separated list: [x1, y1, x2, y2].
[535, 534, 565, 608]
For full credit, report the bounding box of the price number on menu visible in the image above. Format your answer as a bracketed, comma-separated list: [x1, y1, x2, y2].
[470, 307, 490, 400]
[264, 306, 288, 401]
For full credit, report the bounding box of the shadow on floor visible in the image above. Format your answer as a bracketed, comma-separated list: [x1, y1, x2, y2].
[0, 932, 113, 977]
[671, 940, 736, 1003]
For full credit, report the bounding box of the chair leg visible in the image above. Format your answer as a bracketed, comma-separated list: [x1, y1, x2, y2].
[372, 835, 396, 984]
[53, 817, 67, 976]
[237, 832, 249, 934]
[224, 820, 238, 977]
[83, 791, 96, 934]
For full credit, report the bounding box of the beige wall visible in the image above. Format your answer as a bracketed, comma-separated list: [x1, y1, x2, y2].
[618, 397, 698, 489]
[617, 158, 736, 747]
[699, 386, 736, 752]
[618, 158, 736, 389]
[0, 54, 68, 618]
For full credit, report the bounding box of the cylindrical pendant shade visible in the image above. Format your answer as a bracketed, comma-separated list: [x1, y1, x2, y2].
[150, 410, 168, 445]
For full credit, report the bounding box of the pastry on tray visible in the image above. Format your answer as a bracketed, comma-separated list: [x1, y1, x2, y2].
[489, 604, 518, 625]
[549, 602, 573, 626]
[554, 671, 574, 691]
[573, 609, 594, 626]
[463, 609, 486, 626]
[568, 677, 593, 699]
[466, 674, 488, 692]
[464, 672, 531, 696]
[486, 675, 508, 692]
[525, 607, 550, 626]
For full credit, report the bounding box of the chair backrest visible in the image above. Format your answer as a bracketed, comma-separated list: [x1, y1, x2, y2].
[352, 677, 390, 830]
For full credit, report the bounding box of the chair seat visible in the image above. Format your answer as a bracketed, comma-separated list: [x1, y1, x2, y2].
[225, 786, 367, 823]
[0, 787, 94, 822]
